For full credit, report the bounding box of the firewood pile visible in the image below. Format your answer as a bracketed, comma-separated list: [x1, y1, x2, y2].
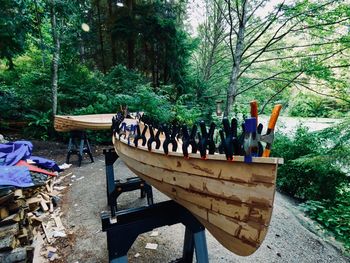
[0, 172, 71, 262]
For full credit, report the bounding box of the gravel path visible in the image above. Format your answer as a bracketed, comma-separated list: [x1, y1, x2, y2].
[58, 154, 349, 263]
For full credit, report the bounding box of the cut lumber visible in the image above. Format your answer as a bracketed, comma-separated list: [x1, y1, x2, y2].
[26, 197, 41, 211]
[39, 200, 48, 212]
[14, 189, 23, 199]
[53, 216, 64, 230]
[41, 224, 51, 244]
[0, 224, 19, 238]
[0, 207, 9, 220]
[0, 210, 24, 227]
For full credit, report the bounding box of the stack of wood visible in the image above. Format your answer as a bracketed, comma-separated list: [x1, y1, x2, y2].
[0, 173, 71, 262]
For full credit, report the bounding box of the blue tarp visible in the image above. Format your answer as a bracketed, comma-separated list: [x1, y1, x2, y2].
[0, 141, 33, 166]
[0, 166, 34, 187]
[0, 141, 60, 187]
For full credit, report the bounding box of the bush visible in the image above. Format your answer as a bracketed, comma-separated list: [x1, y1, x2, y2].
[300, 185, 350, 250]
[272, 126, 348, 201]
[273, 119, 350, 250]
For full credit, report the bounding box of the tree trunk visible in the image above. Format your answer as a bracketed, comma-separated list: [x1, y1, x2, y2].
[224, 2, 248, 117]
[108, 0, 117, 65]
[7, 56, 14, 70]
[78, 33, 85, 64]
[126, 0, 134, 70]
[97, 0, 106, 73]
[50, 0, 60, 117]
[34, 0, 45, 67]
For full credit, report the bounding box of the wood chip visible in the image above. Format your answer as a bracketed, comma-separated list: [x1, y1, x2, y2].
[40, 200, 48, 212]
[53, 216, 64, 230]
[41, 223, 51, 244]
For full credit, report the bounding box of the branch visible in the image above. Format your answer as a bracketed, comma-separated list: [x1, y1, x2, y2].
[248, 49, 347, 64]
[245, 40, 350, 57]
[245, 0, 269, 22]
[260, 72, 303, 113]
[297, 82, 350, 104]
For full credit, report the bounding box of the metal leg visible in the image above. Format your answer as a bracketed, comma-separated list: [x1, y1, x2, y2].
[194, 230, 209, 263]
[182, 228, 195, 263]
[85, 133, 94, 163]
[66, 137, 73, 164]
[103, 149, 119, 217]
[145, 183, 154, 206]
[110, 256, 127, 263]
[102, 201, 208, 263]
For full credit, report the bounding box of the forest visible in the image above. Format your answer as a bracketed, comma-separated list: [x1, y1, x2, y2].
[0, 0, 349, 252]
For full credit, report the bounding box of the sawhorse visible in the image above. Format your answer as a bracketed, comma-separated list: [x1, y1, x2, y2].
[103, 148, 154, 216]
[101, 200, 209, 263]
[66, 130, 94, 167]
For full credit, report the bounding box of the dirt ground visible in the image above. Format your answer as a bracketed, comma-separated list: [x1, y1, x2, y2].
[29, 140, 350, 263]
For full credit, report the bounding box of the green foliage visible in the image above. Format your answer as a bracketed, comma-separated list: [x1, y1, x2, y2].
[300, 185, 350, 250]
[272, 126, 348, 201]
[289, 93, 348, 118]
[0, 0, 33, 69]
[274, 120, 350, 249]
[24, 110, 52, 141]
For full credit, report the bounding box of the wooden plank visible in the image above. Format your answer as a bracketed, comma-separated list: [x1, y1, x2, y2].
[121, 152, 275, 207]
[116, 140, 279, 185]
[40, 199, 48, 212]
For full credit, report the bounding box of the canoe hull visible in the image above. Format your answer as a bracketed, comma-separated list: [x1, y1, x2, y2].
[54, 114, 116, 132]
[113, 137, 280, 256]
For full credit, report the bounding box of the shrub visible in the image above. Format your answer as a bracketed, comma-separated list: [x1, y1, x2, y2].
[300, 185, 350, 250]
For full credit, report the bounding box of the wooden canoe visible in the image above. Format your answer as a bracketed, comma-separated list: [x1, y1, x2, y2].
[113, 123, 283, 256]
[54, 114, 116, 132]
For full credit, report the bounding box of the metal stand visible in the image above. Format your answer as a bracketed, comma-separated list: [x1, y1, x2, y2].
[103, 148, 154, 216]
[66, 130, 94, 167]
[101, 200, 209, 263]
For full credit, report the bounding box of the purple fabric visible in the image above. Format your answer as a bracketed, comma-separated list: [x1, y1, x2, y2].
[30, 156, 62, 172]
[0, 141, 33, 166]
[0, 166, 34, 187]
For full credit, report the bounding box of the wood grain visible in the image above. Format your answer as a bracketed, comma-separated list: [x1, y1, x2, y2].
[114, 136, 281, 256]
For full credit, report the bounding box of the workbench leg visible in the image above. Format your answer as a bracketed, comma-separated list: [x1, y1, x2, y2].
[104, 149, 119, 217]
[78, 138, 84, 167]
[145, 183, 154, 206]
[85, 134, 94, 163]
[194, 230, 209, 263]
[182, 228, 195, 263]
[110, 255, 127, 263]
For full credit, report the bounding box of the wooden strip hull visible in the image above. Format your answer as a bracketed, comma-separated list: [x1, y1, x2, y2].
[54, 114, 116, 132]
[113, 137, 281, 256]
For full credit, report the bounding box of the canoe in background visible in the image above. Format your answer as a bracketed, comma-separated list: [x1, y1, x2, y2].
[113, 126, 283, 256]
[54, 114, 116, 132]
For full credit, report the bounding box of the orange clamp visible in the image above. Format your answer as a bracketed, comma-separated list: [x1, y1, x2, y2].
[268, 104, 282, 130]
[250, 100, 258, 125]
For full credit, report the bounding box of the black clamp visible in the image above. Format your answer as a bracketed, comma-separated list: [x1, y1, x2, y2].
[111, 113, 124, 134]
[182, 124, 198, 158]
[134, 124, 148, 147]
[197, 121, 216, 159]
[257, 123, 264, 156]
[147, 125, 161, 151]
[219, 118, 240, 160]
[163, 125, 178, 155]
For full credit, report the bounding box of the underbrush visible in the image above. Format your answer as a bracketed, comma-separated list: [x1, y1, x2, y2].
[272, 119, 350, 250]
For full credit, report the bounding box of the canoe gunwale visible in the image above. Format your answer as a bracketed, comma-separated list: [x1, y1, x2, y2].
[113, 135, 284, 165]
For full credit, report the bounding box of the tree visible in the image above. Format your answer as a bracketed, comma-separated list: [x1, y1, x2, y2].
[0, 0, 32, 69]
[211, 0, 350, 116]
